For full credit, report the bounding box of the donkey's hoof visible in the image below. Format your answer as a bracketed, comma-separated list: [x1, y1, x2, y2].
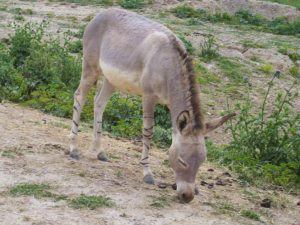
[97, 152, 108, 162]
[143, 174, 155, 185]
[70, 151, 80, 160]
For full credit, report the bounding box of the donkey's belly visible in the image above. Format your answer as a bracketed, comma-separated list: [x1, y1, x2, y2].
[100, 60, 143, 95]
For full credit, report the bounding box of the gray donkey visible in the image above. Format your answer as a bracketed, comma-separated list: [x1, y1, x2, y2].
[69, 8, 235, 203]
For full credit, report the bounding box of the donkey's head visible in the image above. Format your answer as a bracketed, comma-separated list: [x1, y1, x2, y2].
[169, 111, 236, 203]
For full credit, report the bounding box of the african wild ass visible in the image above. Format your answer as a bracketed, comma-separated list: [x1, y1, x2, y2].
[69, 8, 235, 203]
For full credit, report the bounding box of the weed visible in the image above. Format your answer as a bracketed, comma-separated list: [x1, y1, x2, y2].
[265, 0, 300, 9]
[199, 36, 219, 61]
[69, 194, 115, 209]
[178, 34, 194, 55]
[241, 210, 260, 221]
[289, 66, 300, 78]
[195, 63, 220, 85]
[9, 183, 66, 201]
[14, 15, 25, 21]
[259, 64, 274, 74]
[216, 57, 244, 82]
[170, 4, 204, 19]
[119, 0, 144, 9]
[150, 195, 171, 208]
[224, 72, 300, 189]
[242, 40, 268, 49]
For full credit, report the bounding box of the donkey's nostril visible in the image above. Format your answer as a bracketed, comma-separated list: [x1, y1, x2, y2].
[180, 192, 194, 203]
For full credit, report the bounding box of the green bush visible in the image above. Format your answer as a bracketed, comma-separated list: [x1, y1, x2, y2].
[234, 10, 266, 26]
[178, 34, 194, 55]
[119, 0, 144, 9]
[170, 4, 204, 19]
[289, 66, 300, 78]
[0, 43, 27, 102]
[171, 5, 300, 36]
[212, 73, 300, 189]
[199, 36, 219, 61]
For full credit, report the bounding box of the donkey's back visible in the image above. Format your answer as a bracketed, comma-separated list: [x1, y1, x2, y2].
[83, 8, 182, 96]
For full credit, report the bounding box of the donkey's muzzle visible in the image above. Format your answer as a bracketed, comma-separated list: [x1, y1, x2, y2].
[179, 192, 194, 203]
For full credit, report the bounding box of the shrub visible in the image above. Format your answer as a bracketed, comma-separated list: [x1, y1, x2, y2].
[223, 72, 300, 189]
[0, 43, 27, 102]
[178, 34, 194, 55]
[289, 66, 300, 78]
[235, 10, 266, 26]
[199, 36, 219, 61]
[9, 22, 44, 68]
[170, 5, 205, 19]
[119, 0, 144, 9]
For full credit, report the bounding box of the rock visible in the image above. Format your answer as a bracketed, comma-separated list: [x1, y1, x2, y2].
[208, 168, 214, 172]
[207, 183, 214, 189]
[222, 172, 232, 177]
[297, 201, 300, 206]
[201, 181, 208, 186]
[216, 179, 226, 186]
[158, 183, 167, 189]
[261, 198, 272, 208]
[171, 183, 177, 190]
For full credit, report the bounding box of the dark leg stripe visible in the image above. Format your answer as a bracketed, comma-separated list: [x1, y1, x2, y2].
[141, 156, 149, 161]
[75, 98, 81, 107]
[72, 130, 77, 135]
[144, 125, 154, 131]
[73, 120, 78, 127]
[143, 116, 154, 119]
[97, 131, 101, 134]
[143, 133, 153, 138]
[143, 143, 150, 150]
[73, 106, 78, 112]
[97, 121, 102, 124]
[140, 162, 149, 165]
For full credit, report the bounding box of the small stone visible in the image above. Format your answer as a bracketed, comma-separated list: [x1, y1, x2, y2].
[208, 168, 214, 172]
[143, 174, 155, 185]
[194, 187, 199, 195]
[222, 172, 232, 177]
[216, 179, 226, 186]
[70, 151, 80, 160]
[171, 183, 177, 190]
[158, 183, 167, 189]
[297, 201, 300, 206]
[201, 181, 208, 186]
[261, 198, 272, 208]
[207, 183, 214, 189]
[97, 152, 108, 161]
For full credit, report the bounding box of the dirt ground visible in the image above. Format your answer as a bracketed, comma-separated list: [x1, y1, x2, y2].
[0, 103, 299, 225]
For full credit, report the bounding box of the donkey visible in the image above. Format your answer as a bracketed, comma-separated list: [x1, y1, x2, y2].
[69, 8, 235, 203]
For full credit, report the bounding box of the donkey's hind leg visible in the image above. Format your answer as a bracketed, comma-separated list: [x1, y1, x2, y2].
[69, 59, 99, 160]
[92, 78, 115, 161]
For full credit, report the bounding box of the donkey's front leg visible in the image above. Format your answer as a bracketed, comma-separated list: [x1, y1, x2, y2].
[140, 95, 157, 184]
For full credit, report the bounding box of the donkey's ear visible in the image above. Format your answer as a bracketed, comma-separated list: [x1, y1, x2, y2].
[176, 111, 191, 135]
[204, 113, 237, 134]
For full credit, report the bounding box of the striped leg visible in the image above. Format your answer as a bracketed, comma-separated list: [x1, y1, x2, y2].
[69, 61, 98, 160]
[141, 95, 156, 184]
[92, 79, 114, 161]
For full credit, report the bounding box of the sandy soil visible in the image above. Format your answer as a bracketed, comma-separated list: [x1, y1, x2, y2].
[0, 103, 299, 225]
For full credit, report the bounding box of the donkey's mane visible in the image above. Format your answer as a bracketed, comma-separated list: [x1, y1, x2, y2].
[172, 37, 204, 131]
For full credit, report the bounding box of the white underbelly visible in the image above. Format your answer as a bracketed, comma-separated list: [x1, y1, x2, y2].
[100, 60, 143, 95]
